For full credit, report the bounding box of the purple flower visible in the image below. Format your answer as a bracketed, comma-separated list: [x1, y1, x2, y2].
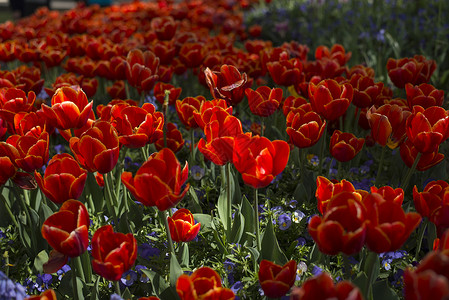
[311, 265, 323, 276]
[138, 243, 160, 259]
[35, 274, 52, 292]
[135, 265, 149, 283]
[278, 213, 292, 230]
[56, 264, 71, 281]
[120, 270, 137, 287]
[191, 165, 205, 181]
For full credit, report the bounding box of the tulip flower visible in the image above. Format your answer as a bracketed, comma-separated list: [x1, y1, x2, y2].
[286, 109, 326, 149]
[69, 121, 120, 174]
[387, 55, 436, 88]
[406, 105, 449, 153]
[282, 95, 310, 117]
[35, 154, 87, 204]
[41, 86, 93, 130]
[349, 74, 384, 108]
[175, 96, 204, 129]
[267, 57, 303, 87]
[198, 107, 244, 166]
[167, 208, 201, 242]
[258, 260, 297, 298]
[308, 79, 353, 121]
[178, 42, 205, 69]
[0, 88, 36, 125]
[25, 289, 57, 300]
[364, 193, 421, 253]
[91, 225, 137, 281]
[329, 130, 364, 162]
[290, 272, 363, 300]
[315, 176, 360, 215]
[176, 266, 234, 300]
[155, 122, 185, 153]
[6, 130, 49, 173]
[151, 16, 178, 41]
[399, 139, 444, 172]
[308, 191, 367, 255]
[125, 49, 159, 93]
[110, 103, 164, 148]
[233, 134, 290, 189]
[370, 185, 404, 206]
[366, 104, 411, 149]
[404, 251, 449, 300]
[405, 83, 444, 109]
[413, 180, 449, 219]
[193, 99, 232, 130]
[121, 148, 189, 211]
[153, 82, 182, 106]
[42, 200, 89, 259]
[315, 44, 352, 66]
[205, 64, 252, 106]
[245, 86, 282, 117]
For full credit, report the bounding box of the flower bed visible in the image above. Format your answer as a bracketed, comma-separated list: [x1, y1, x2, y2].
[0, 0, 448, 299]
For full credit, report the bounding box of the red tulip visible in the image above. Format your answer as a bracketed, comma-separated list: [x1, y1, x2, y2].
[413, 180, 449, 219]
[282, 95, 310, 117]
[35, 154, 87, 204]
[121, 148, 189, 211]
[349, 74, 383, 108]
[125, 49, 159, 93]
[155, 122, 185, 153]
[198, 107, 243, 166]
[233, 134, 290, 189]
[290, 272, 363, 300]
[153, 82, 182, 106]
[42, 200, 89, 258]
[193, 99, 232, 130]
[286, 109, 326, 149]
[91, 225, 137, 281]
[258, 260, 297, 298]
[370, 185, 404, 206]
[110, 103, 164, 149]
[329, 130, 364, 162]
[399, 139, 444, 171]
[69, 121, 120, 174]
[176, 266, 235, 300]
[366, 104, 411, 148]
[267, 57, 303, 87]
[308, 191, 367, 255]
[175, 96, 205, 130]
[406, 106, 449, 153]
[178, 42, 205, 69]
[6, 130, 49, 173]
[364, 193, 421, 253]
[404, 251, 449, 300]
[151, 16, 178, 41]
[245, 86, 282, 117]
[315, 44, 352, 66]
[205, 64, 253, 106]
[387, 55, 436, 89]
[308, 79, 353, 121]
[167, 208, 201, 242]
[315, 176, 359, 215]
[405, 83, 444, 109]
[41, 86, 93, 130]
[0, 88, 36, 125]
[25, 289, 57, 300]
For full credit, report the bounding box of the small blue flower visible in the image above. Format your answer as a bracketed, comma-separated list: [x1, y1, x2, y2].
[110, 293, 124, 300]
[138, 243, 160, 259]
[54, 144, 65, 154]
[278, 213, 292, 230]
[0, 230, 6, 239]
[224, 259, 235, 273]
[292, 210, 305, 223]
[231, 281, 243, 294]
[296, 261, 307, 280]
[296, 237, 306, 246]
[311, 265, 323, 276]
[0, 271, 27, 300]
[35, 273, 52, 292]
[120, 270, 137, 287]
[56, 264, 71, 281]
[191, 165, 205, 181]
[135, 265, 149, 283]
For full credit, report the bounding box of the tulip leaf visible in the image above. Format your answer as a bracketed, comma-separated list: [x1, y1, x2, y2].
[33, 250, 48, 274]
[141, 269, 169, 294]
[121, 288, 133, 300]
[169, 252, 183, 287]
[193, 213, 212, 230]
[86, 172, 104, 213]
[261, 216, 287, 265]
[232, 167, 241, 205]
[241, 195, 255, 245]
[159, 287, 180, 300]
[39, 203, 54, 222]
[217, 186, 228, 232]
[373, 279, 400, 300]
[187, 186, 202, 213]
[230, 208, 244, 244]
[353, 271, 369, 297]
[180, 243, 189, 267]
[89, 276, 100, 300]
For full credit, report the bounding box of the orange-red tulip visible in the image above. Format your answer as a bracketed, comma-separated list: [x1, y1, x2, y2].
[168, 208, 201, 242]
[258, 260, 297, 298]
[329, 130, 364, 162]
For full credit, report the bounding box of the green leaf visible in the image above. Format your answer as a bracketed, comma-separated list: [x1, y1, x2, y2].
[364, 251, 380, 286]
[241, 195, 255, 246]
[89, 276, 100, 300]
[33, 250, 48, 274]
[169, 253, 183, 287]
[180, 243, 189, 267]
[188, 186, 202, 213]
[373, 279, 400, 300]
[193, 214, 212, 230]
[217, 186, 228, 232]
[261, 216, 287, 265]
[353, 271, 369, 297]
[86, 172, 104, 213]
[159, 286, 180, 300]
[121, 288, 133, 300]
[141, 269, 170, 295]
[230, 209, 244, 244]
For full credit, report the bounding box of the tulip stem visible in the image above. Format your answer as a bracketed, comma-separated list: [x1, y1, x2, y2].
[374, 146, 386, 187]
[163, 90, 170, 149]
[74, 256, 85, 282]
[104, 173, 119, 228]
[318, 123, 327, 175]
[162, 210, 175, 255]
[226, 163, 232, 243]
[71, 258, 80, 300]
[401, 152, 421, 192]
[0, 192, 18, 228]
[114, 280, 121, 297]
[415, 219, 427, 260]
[254, 188, 261, 252]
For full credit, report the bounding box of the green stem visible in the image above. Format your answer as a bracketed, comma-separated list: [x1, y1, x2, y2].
[0, 193, 18, 228]
[374, 146, 386, 187]
[226, 163, 232, 243]
[18, 194, 37, 251]
[163, 90, 170, 149]
[74, 256, 85, 282]
[114, 280, 121, 297]
[364, 251, 379, 300]
[415, 219, 427, 260]
[343, 254, 352, 280]
[71, 258, 80, 300]
[401, 152, 422, 191]
[104, 173, 119, 227]
[254, 188, 261, 252]
[162, 210, 175, 255]
[318, 123, 328, 175]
